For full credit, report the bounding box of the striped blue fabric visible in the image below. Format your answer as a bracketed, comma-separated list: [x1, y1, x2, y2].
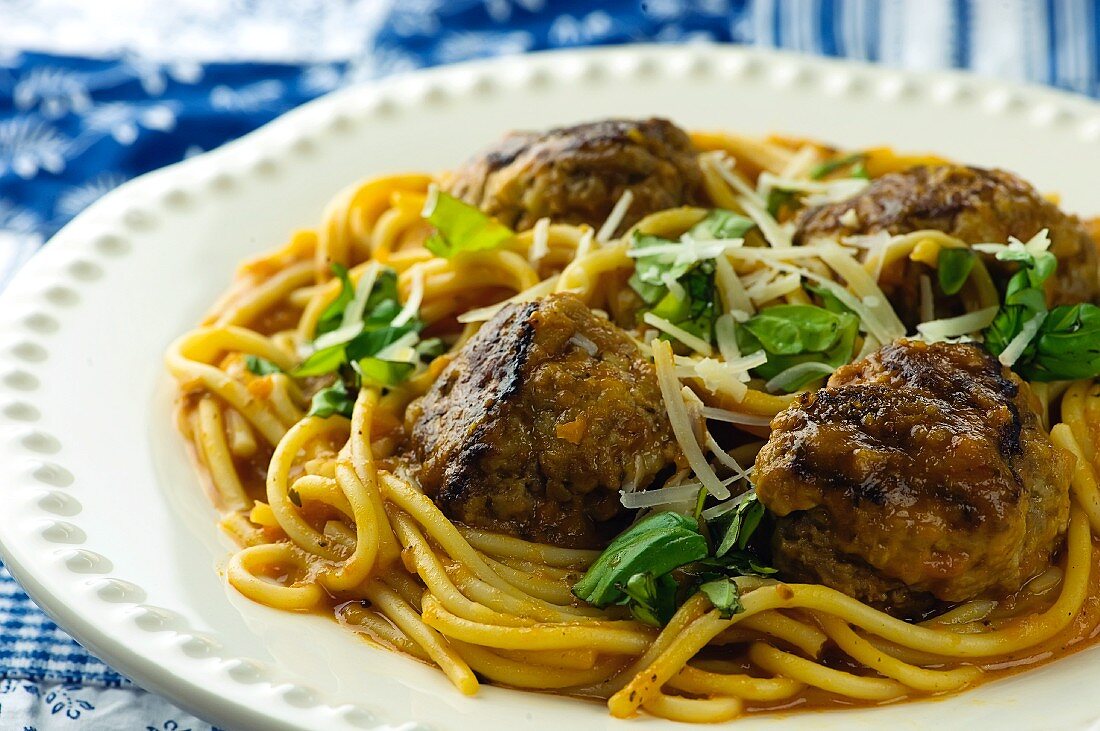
[0, 0, 1098, 725]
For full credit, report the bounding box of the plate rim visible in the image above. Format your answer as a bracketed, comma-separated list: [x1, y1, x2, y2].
[2, 42, 1100, 731]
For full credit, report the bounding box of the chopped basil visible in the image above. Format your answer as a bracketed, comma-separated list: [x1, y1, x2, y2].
[287, 486, 303, 507]
[423, 189, 514, 258]
[1012, 303, 1100, 381]
[688, 209, 755, 241]
[618, 572, 680, 627]
[735, 304, 859, 391]
[353, 357, 416, 387]
[307, 382, 356, 419]
[628, 229, 722, 344]
[698, 578, 743, 619]
[316, 263, 356, 336]
[244, 355, 282, 376]
[572, 512, 708, 607]
[714, 493, 766, 558]
[984, 243, 1057, 361]
[809, 152, 868, 180]
[937, 248, 976, 296]
[573, 493, 775, 626]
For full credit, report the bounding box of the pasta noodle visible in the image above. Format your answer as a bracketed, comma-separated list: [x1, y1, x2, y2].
[167, 132, 1100, 723]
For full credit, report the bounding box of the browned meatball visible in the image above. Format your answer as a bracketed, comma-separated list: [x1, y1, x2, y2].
[444, 118, 706, 233]
[404, 293, 683, 548]
[795, 165, 1100, 326]
[753, 339, 1072, 617]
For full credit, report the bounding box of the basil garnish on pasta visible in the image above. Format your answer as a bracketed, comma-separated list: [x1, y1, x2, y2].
[421, 186, 514, 258]
[937, 248, 977, 296]
[628, 210, 753, 345]
[297, 264, 430, 418]
[734, 304, 859, 392]
[244, 354, 282, 376]
[573, 494, 772, 626]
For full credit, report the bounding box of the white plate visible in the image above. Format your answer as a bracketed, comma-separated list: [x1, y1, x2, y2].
[2, 44, 1100, 731]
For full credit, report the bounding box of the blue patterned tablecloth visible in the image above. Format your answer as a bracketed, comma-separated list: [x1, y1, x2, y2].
[1, 0, 1098, 727]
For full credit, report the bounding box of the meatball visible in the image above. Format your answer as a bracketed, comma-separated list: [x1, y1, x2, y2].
[404, 293, 683, 548]
[444, 118, 706, 233]
[753, 339, 1072, 617]
[795, 165, 1100, 326]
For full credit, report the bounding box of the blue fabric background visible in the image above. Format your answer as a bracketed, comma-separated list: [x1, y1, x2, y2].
[1, 0, 1099, 726]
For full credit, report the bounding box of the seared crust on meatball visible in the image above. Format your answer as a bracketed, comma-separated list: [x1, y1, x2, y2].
[795, 165, 1100, 325]
[405, 293, 682, 548]
[444, 118, 706, 232]
[753, 339, 1072, 617]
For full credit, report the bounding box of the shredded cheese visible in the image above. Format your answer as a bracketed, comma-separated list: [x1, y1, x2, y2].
[700, 489, 757, 520]
[745, 271, 803, 305]
[737, 194, 792, 248]
[765, 362, 836, 393]
[703, 152, 766, 207]
[714, 254, 755, 315]
[573, 228, 595, 261]
[701, 405, 774, 427]
[998, 311, 1047, 367]
[714, 313, 743, 361]
[652, 339, 731, 500]
[528, 217, 551, 264]
[916, 306, 999, 342]
[597, 190, 634, 243]
[817, 246, 906, 342]
[756, 172, 869, 207]
[643, 313, 714, 356]
[619, 483, 703, 509]
[310, 262, 381, 351]
[392, 266, 424, 327]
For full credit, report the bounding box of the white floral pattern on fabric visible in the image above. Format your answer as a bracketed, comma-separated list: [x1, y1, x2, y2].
[0, 680, 217, 730]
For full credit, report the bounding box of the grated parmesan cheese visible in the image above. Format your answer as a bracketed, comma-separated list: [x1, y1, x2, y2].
[528, 217, 551, 265]
[764, 361, 836, 393]
[596, 190, 634, 243]
[392, 266, 424, 327]
[701, 405, 774, 427]
[916, 306, 999, 342]
[714, 254, 755, 315]
[643, 312, 714, 356]
[652, 339, 731, 500]
[310, 262, 381, 351]
[998, 311, 1047, 367]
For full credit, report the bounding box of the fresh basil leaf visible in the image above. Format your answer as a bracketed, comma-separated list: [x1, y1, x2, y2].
[984, 246, 1058, 361]
[699, 551, 778, 577]
[688, 210, 754, 241]
[735, 305, 859, 391]
[316, 263, 355, 336]
[293, 343, 350, 377]
[423, 190, 514, 258]
[619, 572, 680, 627]
[344, 323, 420, 362]
[1016, 303, 1100, 381]
[353, 357, 416, 388]
[715, 494, 766, 557]
[806, 282, 854, 315]
[244, 355, 282, 376]
[698, 578, 743, 619]
[937, 248, 976, 296]
[572, 512, 708, 607]
[809, 152, 867, 180]
[307, 382, 356, 419]
[739, 304, 847, 354]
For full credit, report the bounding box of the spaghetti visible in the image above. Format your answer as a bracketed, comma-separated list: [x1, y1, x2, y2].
[166, 128, 1100, 722]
